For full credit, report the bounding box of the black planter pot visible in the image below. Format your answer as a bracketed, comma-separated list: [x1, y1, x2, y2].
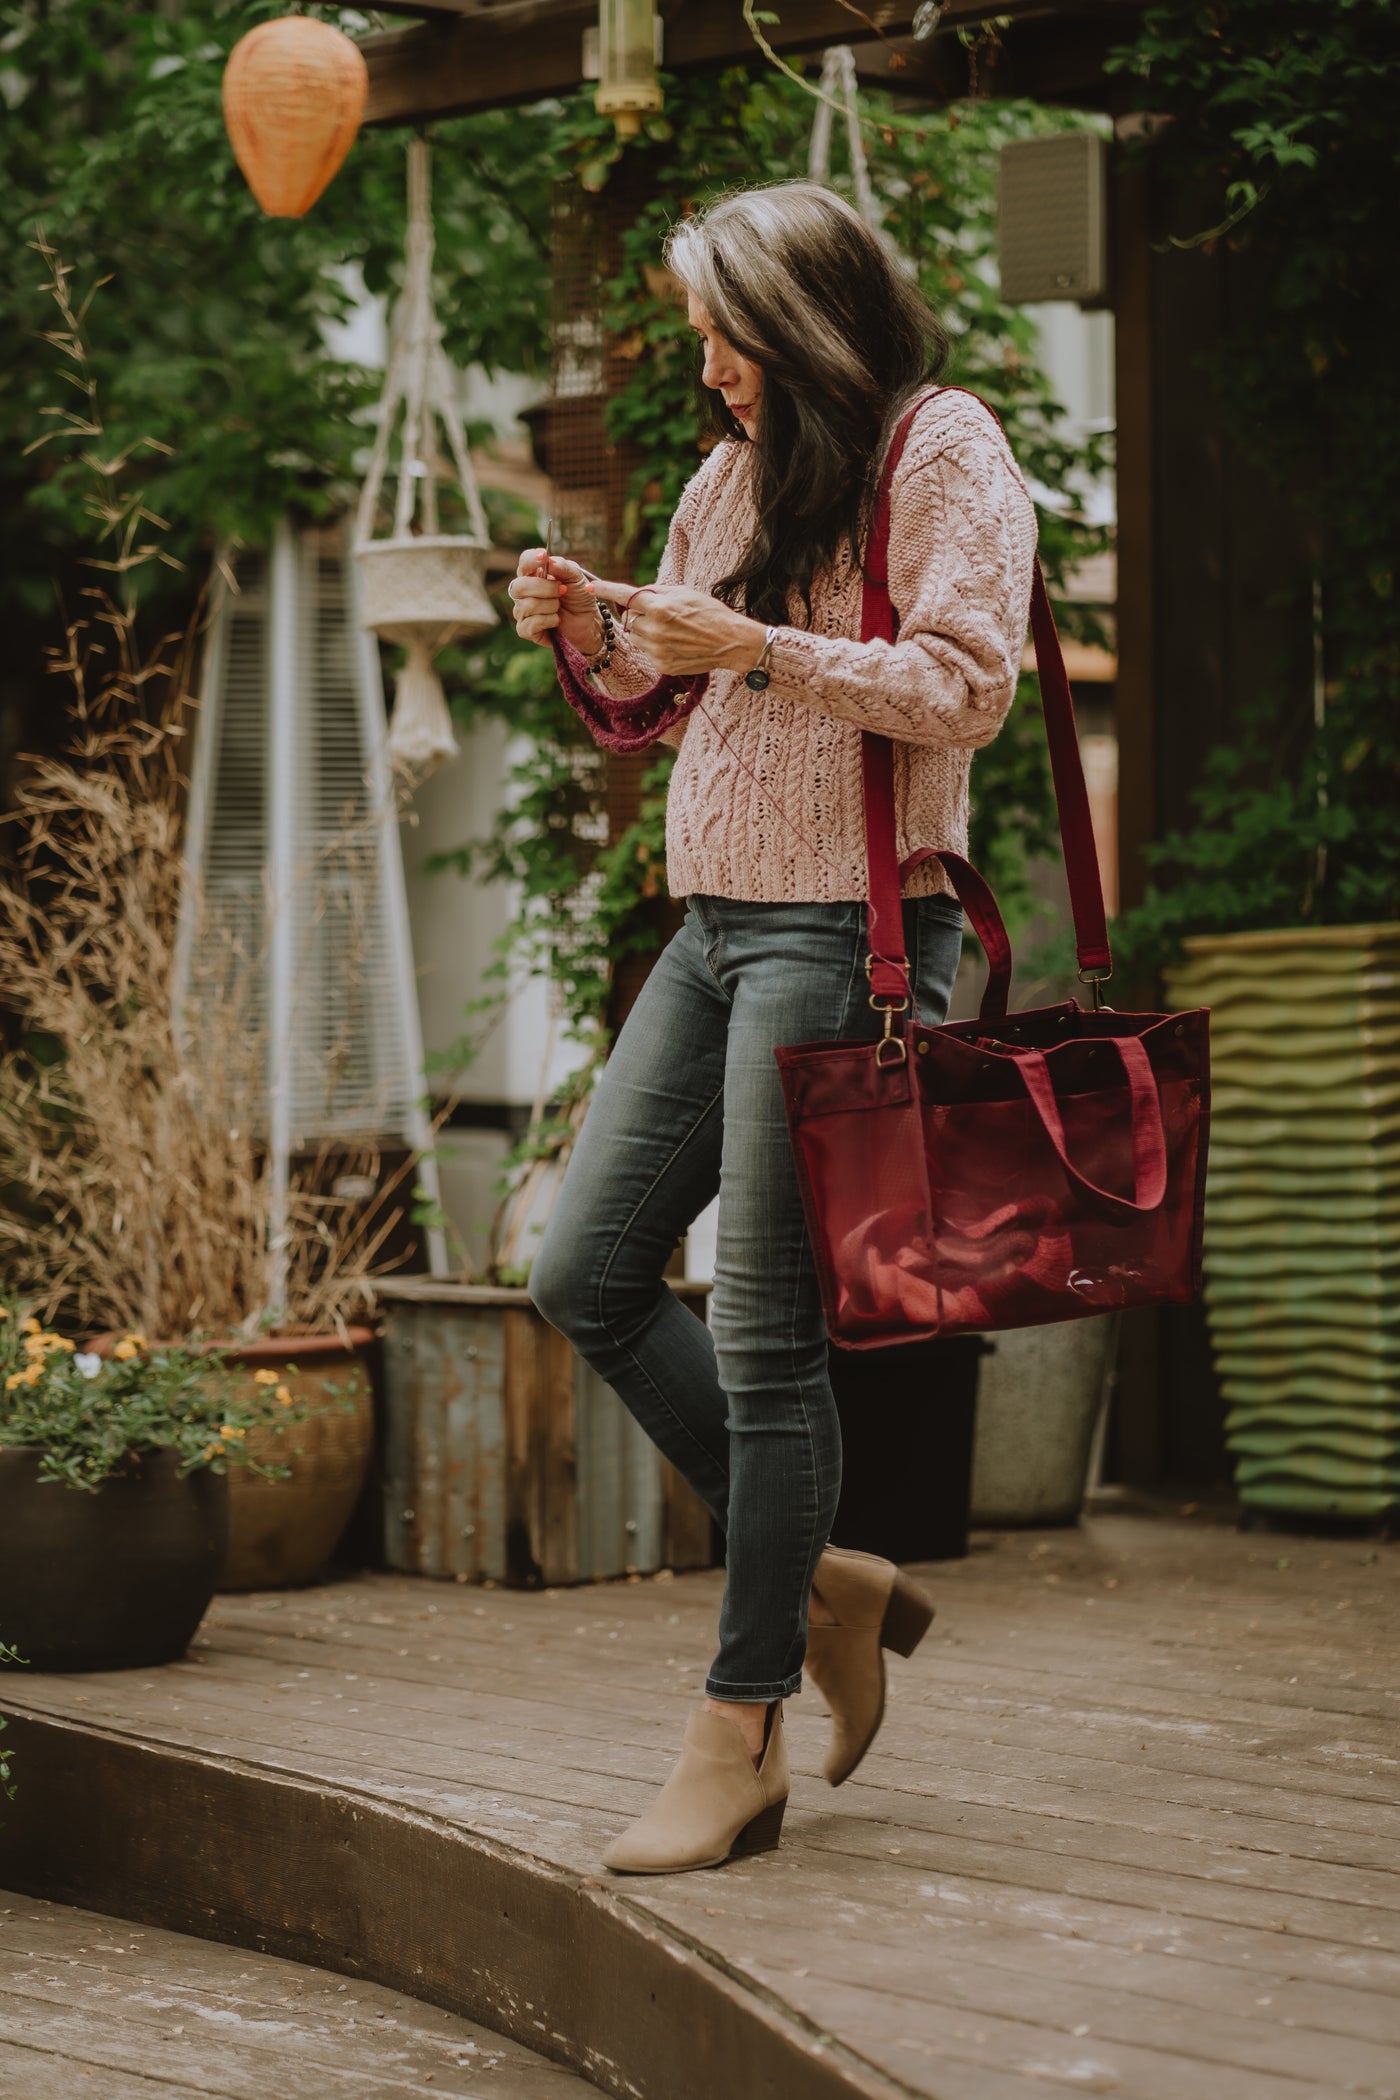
[0, 1448, 228, 1672]
[829, 1335, 989, 1563]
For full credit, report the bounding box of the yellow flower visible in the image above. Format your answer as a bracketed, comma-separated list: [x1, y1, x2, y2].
[25, 1332, 72, 1357]
[49, 1335, 75, 1353]
[5, 1371, 26, 1391]
[20, 1317, 41, 1336]
[125, 1331, 148, 1350]
[275, 1384, 292, 1405]
[112, 1339, 138, 1362]
[219, 1423, 246, 1440]
[252, 1368, 280, 1387]
[0, 1306, 9, 1320]
[203, 1443, 221, 1462]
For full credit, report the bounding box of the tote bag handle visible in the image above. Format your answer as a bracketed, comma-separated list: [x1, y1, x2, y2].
[862, 389, 1113, 1013]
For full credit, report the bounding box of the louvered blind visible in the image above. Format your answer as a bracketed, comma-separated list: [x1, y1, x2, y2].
[179, 523, 424, 1146]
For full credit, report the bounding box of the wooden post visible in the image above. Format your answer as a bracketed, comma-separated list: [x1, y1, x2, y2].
[1108, 142, 1164, 1487]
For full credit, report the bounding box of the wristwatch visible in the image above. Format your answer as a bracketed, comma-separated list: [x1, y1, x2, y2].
[744, 625, 779, 691]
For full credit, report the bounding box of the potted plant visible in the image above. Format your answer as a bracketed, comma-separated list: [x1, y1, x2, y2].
[0, 1304, 325, 1669]
[213, 1330, 373, 1590]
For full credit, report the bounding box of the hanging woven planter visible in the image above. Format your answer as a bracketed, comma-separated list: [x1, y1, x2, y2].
[222, 17, 367, 219]
[806, 44, 882, 233]
[354, 139, 497, 778]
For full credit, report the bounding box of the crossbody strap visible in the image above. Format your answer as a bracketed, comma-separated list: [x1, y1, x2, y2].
[862, 387, 1113, 1010]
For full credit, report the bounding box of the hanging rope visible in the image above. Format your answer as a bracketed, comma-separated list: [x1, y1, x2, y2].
[807, 45, 881, 233]
[355, 139, 490, 552]
[354, 138, 496, 779]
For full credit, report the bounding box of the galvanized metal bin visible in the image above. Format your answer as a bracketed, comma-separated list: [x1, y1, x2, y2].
[374, 1279, 716, 1586]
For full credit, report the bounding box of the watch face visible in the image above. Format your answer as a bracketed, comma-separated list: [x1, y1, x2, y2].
[744, 668, 772, 690]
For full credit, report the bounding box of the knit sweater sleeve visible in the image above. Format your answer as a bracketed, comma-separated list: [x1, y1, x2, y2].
[762, 398, 1037, 750]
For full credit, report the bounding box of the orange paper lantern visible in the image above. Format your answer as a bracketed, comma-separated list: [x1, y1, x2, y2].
[223, 17, 368, 219]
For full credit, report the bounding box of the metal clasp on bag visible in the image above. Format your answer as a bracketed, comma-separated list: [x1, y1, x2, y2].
[1078, 966, 1114, 1013]
[866, 952, 910, 1065]
[870, 992, 910, 1066]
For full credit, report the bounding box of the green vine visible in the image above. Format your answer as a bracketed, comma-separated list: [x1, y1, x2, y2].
[1106, 0, 1400, 961]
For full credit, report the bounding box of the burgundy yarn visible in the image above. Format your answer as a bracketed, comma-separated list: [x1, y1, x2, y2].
[551, 633, 708, 754]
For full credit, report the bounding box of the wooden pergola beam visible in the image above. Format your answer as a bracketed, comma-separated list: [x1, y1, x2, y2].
[361, 0, 1105, 128]
[849, 6, 1134, 108]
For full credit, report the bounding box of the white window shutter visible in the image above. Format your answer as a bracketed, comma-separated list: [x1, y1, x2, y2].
[175, 517, 447, 1296]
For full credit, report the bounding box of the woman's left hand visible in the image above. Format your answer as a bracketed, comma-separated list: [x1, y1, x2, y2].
[587, 579, 767, 678]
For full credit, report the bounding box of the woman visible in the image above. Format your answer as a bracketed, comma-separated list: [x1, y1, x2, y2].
[509, 181, 1036, 1874]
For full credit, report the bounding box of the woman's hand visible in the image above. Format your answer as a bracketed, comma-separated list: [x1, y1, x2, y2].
[508, 549, 604, 655]
[587, 579, 767, 678]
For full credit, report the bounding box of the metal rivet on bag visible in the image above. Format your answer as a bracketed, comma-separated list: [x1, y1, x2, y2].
[917, 1040, 929, 1055]
[1174, 1023, 1184, 1036]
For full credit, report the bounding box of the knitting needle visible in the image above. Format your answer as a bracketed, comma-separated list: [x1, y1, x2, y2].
[540, 518, 613, 591]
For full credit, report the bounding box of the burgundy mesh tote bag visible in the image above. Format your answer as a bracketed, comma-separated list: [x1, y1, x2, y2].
[775, 393, 1211, 1351]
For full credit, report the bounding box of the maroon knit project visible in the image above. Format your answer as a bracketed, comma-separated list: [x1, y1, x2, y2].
[551, 633, 708, 753]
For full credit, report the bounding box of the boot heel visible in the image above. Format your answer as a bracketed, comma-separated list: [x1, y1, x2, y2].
[732, 1796, 786, 1856]
[881, 1571, 935, 1658]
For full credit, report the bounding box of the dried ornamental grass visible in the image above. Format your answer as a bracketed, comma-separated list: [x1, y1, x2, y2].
[0, 237, 426, 1339]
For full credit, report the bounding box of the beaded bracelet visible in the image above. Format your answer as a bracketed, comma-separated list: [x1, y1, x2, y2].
[585, 597, 618, 677]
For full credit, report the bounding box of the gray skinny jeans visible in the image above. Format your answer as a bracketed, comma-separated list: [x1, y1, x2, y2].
[529, 892, 963, 1701]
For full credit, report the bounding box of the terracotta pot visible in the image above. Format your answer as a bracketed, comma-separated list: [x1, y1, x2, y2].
[0, 1448, 227, 1672]
[218, 1329, 375, 1591]
[222, 17, 367, 220]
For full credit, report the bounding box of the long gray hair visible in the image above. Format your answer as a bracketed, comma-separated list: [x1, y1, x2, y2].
[665, 182, 949, 624]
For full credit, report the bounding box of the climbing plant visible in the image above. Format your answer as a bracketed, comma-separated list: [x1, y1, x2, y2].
[1105, 0, 1400, 957]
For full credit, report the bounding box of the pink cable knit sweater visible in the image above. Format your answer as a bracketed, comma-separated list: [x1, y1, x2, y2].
[596, 387, 1037, 903]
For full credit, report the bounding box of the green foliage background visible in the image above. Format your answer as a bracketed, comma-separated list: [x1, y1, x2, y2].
[1106, 0, 1400, 959]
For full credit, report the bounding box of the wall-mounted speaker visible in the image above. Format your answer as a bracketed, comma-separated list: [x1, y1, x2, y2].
[998, 132, 1109, 305]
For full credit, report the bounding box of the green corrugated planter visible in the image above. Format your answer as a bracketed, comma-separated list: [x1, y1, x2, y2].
[1165, 924, 1400, 1522]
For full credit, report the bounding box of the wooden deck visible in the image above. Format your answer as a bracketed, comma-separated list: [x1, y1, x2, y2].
[2, 1507, 1398, 2100]
[0, 1890, 595, 2096]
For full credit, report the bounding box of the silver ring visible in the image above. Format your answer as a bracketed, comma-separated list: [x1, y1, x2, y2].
[622, 586, 656, 636]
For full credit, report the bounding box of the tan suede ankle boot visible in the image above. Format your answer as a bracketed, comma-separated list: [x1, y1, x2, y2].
[602, 1702, 788, 1875]
[804, 1546, 935, 1786]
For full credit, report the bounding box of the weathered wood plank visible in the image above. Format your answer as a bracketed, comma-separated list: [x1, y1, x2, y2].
[0, 1892, 599, 2096]
[0, 1721, 905, 2100]
[358, 0, 1129, 128]
[81, 1626, 1400, 1840]
[2, 1514, 1396, 2100]
[49, 1658, 1400, 1905]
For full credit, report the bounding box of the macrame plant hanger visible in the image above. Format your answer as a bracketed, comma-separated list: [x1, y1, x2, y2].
[354, 136, 496, 777]
[807, 44, 882, 233]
